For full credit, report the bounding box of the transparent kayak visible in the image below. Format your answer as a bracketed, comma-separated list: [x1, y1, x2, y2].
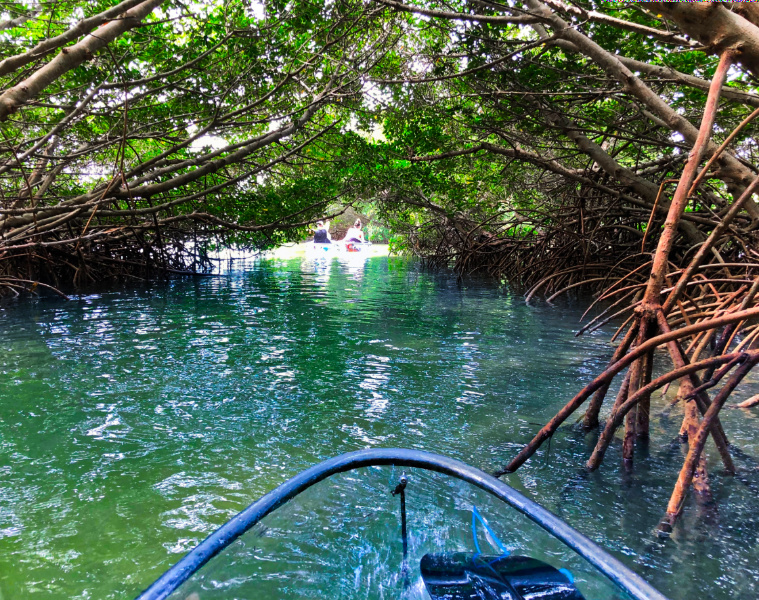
[134, 449, 669, 600]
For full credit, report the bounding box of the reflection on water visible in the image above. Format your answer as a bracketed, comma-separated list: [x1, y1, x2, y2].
[1, 254, 758, 599]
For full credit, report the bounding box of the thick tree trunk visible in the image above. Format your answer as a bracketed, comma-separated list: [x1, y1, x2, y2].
[0, 0, 165, 120]
[641, 52, 733, 307]
[646, 3, 759, 80]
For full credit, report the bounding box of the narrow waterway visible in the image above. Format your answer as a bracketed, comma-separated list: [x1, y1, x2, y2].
[1, 253, 758, 599]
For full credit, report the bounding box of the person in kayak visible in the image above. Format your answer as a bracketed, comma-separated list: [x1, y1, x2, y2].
[313, 220, 331, 244]
[342, 219, 365, 243]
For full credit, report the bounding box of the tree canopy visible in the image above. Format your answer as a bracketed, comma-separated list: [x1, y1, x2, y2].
[1, 0, 758, 287]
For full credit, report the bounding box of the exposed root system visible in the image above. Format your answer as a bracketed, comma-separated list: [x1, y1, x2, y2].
[410, 52, 759, 531]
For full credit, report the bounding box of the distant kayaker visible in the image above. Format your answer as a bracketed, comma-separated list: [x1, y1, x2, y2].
[342, 219, 365, 243]
[313, 220, 331, 244]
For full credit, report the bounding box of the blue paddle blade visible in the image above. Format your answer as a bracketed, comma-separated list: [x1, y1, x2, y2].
[420, 552, 586, 600]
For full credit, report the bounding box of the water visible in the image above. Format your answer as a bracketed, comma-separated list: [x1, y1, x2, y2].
[1, 253, 759, 600]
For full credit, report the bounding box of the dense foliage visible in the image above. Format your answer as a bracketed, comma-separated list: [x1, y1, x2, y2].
[1, 1, 758, 288]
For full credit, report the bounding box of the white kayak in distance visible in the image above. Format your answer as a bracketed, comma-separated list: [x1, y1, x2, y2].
[306, 241, 372, 255]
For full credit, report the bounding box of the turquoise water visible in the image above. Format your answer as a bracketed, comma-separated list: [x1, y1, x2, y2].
[1, 254, 759, 599]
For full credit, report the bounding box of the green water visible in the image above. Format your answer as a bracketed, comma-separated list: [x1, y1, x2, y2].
[1, 255, 759, 599]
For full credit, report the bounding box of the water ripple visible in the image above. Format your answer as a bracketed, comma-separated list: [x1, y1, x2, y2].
[0, 256, 758, 600]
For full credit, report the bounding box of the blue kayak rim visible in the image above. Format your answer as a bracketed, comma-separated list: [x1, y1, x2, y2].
[134, 448, 670, 600]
